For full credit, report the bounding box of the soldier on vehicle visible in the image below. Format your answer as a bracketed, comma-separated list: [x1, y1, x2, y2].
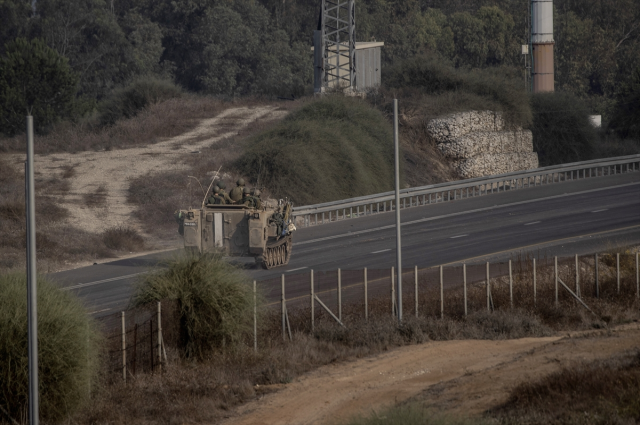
[239, 187, 254, 207]
[217, 180, 234, 204]
[252, 189, 263, 209]
[229, 178, 245, 202]
[207, 186, 225, 205]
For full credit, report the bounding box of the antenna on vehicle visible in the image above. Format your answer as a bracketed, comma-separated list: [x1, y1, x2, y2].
[201, 165, 223, 208]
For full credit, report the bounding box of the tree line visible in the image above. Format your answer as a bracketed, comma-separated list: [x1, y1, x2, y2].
[0, 0, 638, 136]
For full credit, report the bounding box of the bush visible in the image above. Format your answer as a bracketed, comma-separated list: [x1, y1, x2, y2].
[234, 95, 398, 205]
[0, 38, 79, 136]
[101, 225, 145, 251]
[132, 253, 256, 359]
[383, 55, 532, 129]
[0, 273, 100, 423]
[98, 77, 182, 126]
[530, 92, 598, 166]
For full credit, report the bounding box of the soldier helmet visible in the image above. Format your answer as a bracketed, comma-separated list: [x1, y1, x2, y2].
[217, 181, 226, 189]
[213, 185, 220, 193]
[253, 189, 261, 196]
[237, 178, 245, 186]
[243, 187, 251, 194]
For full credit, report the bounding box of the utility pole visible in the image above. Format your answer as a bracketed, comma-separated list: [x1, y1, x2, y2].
[26, 115, 39, 425]
[393, 99, 402, 322]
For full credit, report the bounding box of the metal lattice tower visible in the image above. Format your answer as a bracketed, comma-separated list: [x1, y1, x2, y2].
[318, 0, 356, 91]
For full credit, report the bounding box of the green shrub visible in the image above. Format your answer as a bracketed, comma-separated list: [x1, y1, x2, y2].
[608, 67, 640, 141]
[530, 92, 598, 166]
[98, 77, 182, 126]
[0, 273, 100, 423]
[132, 253, 256, 359]
[234, 95, 398, 205]
[383, 55, 532, 129]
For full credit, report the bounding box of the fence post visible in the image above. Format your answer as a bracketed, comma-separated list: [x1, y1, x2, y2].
[132, 324, 137, 375]
[575, 254, 581, 298]
[149, 320, 154, 371]
[364, 268, 368, 322]
[509, 260, 513, 308]
[121, 311, 126, 383]
[463, 264, 467, 317]
[440, 265, 444, 319]
[311, 270, 315, 332]
[636, 252, 639, 299]
[595, 253, 599, 298]
[281, 274, 286, 341]
[617, 253, 620, 294]
[338, 268, 342, 322]
[253, 280, 257, 352]
[391, 267, 395, 317]
[486, 262, 490, 313]
[554, 256, 558, 307]
[414, 266, 418, 318]
[157, 302, 162, 372]
[533, 258, 537, 307]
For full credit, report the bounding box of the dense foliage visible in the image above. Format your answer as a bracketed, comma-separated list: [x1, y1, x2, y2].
[235, 95, 398, 205]
[133, 253, 256, 360]
[0, 0, 638, 139]
[0, 273, 100, 423]
[0, 38, 78, 135]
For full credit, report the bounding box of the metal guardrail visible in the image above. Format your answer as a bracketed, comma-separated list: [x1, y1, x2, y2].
[292, 154, 640, 227]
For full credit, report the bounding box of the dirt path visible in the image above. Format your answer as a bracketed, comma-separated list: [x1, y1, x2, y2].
[221, 325, 640, 425]
[8, 105, 285, 238]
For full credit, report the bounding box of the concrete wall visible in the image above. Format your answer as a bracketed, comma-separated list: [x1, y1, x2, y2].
[427, 111, 539, 179]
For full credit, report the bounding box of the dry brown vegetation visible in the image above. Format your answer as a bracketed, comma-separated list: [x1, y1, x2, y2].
[71, 254, 640, 424]
[0, 96, 226, 154]
[493, 350, 640, 424]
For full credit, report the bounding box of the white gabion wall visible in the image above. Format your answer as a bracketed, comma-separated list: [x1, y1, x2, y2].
[427, 111, 539, 179]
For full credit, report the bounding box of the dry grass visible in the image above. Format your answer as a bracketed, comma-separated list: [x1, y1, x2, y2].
[0, 95, 226, 154]
[83, 185, 107, 207]
[72, 252, 640, 424]
[492, 350, 640, 424]
[0, 156, 124, 272]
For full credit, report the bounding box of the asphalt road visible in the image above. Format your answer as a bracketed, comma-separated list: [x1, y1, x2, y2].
[49, 172, 640, 316]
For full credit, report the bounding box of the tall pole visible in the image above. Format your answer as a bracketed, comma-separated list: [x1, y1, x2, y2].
[26, 115, 39, 425]
[394, 99, 402, 322]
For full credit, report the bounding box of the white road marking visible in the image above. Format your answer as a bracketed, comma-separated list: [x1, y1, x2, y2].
[294, 181, 639, 247]
[371, 248, 391, 254]
[286, 267, 308, 272]
[61, 272, 145, 291]
[89, 308, 112, 315]
[450, 234, 468, 239]
[524, 221, 541, 226]
[592, 209, 608, 213]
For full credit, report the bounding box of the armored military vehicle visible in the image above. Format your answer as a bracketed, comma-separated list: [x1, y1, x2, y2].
[176, 199, 295, 269]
